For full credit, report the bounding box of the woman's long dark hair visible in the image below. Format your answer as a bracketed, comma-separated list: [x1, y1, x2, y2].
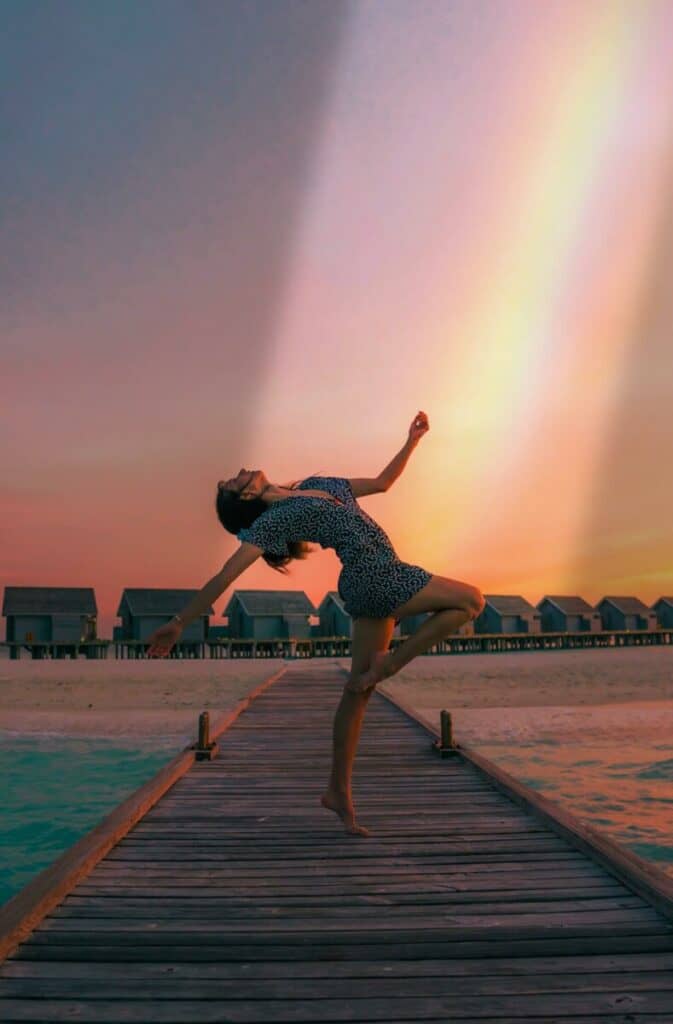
[215, 472, 322, 574]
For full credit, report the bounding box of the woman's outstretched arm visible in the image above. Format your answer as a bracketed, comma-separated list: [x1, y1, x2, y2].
[174, 543, 262, 628]
[146, 543, 261, 656]
[378, 411, 430, 491]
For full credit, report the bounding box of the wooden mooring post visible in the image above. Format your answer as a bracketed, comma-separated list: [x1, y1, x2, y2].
[432, 708, 459, 758]
[192, 710, 219, 761]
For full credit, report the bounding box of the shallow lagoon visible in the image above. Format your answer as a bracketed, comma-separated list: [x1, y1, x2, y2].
[1, 735, 179, 907]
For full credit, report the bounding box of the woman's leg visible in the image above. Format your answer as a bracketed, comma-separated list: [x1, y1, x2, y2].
[321, 616, 396, 836]
[354, 575, 485, 690]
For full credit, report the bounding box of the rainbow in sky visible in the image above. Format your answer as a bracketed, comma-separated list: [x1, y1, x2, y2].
[4, 0, 673, 634]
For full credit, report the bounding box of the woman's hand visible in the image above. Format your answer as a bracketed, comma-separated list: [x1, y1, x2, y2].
[146, 621, 182, 658]
[408, 410, 429, 444]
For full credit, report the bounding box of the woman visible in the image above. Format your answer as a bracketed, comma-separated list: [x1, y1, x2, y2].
[147, 411, 485, 836]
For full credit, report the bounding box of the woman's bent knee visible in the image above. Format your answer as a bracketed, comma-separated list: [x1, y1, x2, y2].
[465, 588, 486, 618]
[440, 582, 484, 618]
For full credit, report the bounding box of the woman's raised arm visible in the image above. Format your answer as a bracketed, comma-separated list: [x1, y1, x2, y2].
[352, 411, 429, 497]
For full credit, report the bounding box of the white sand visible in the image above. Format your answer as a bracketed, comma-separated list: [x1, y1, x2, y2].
[356, 647, 673, 706]
[386, 699, 673, 746]
[0, 658, 287, 741]
[1, 647, 672, 744]
[339, 647, 673, 746]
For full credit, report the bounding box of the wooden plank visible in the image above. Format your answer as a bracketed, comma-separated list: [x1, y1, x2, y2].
[2, 989, 673, 1021]
[5, 949, 673, 978]
[122, 819, 551, 835]
[30, 911, 671, 936]
[80, 872, 618, 892]
[3, 968, 673, 998]
[102, 832, 573, 849]
[84, 857, 613, 879]
[143, 801, 518, 814]
[12, 932, 673, 962]
[113, 830, 558, 845]
[103, 837, 569, 856]
[73, 882, 628, 899]
[81, 870, 616, 891]
[79, 875, 610, 894]
[50, 896, 648, 919]
[116, 822, 555, 836]
[3, 993, 673, 1023]
[60, 889, 632, 910]
[83, 860, 602, 876]
[8, 950, 673, 990]
[98, 847, 580, 865]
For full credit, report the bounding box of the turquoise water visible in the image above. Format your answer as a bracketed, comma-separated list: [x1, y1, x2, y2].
[3, 734, 672, 912]
[473, 738, 673, 878]
[0, 735, 180, 908]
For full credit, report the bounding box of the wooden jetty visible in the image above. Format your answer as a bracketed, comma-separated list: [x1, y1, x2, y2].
[2, 627, 672, 661]
[2, 662, 673, 1021]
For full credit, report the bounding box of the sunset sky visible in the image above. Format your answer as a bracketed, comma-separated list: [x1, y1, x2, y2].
[3, 0, 673, 638]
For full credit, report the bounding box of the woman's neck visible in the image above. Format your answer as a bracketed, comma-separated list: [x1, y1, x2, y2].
[261, 483, 293, 505]
[262, 483, 344, 507]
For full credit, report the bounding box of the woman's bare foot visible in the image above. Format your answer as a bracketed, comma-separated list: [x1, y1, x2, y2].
[320, 790, 371, 837]
[350, 650, 395, 693]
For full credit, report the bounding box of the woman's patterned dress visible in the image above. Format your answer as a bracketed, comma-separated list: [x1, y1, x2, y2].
[236, 475, 432, 620]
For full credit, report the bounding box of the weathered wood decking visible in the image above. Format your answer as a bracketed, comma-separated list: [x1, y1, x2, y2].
[2, 662, 673, 1021]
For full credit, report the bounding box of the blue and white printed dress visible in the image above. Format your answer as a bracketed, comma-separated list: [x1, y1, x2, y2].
[237, 476, 432, 620]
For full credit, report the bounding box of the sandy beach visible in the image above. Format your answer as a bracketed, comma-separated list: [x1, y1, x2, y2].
[366, 646, 673, 707]
[0, 658, 287, 742]
[1, 646, 671, 743]
[352, 646, 673, 746]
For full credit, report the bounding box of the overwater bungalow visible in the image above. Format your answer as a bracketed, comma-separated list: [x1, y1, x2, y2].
[652, 596, 673, 628]
[224, 589, 315, 640]
[474, 595, 542, 634]
[317, 591, 353, 638]
[596, 596, 659, 632]
[536, 595, 602, 633]
[115, 588, 213, 643]
[2, 586, 97, 645]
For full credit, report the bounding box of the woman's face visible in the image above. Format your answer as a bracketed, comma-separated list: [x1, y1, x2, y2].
[218, 468, 268, 500]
